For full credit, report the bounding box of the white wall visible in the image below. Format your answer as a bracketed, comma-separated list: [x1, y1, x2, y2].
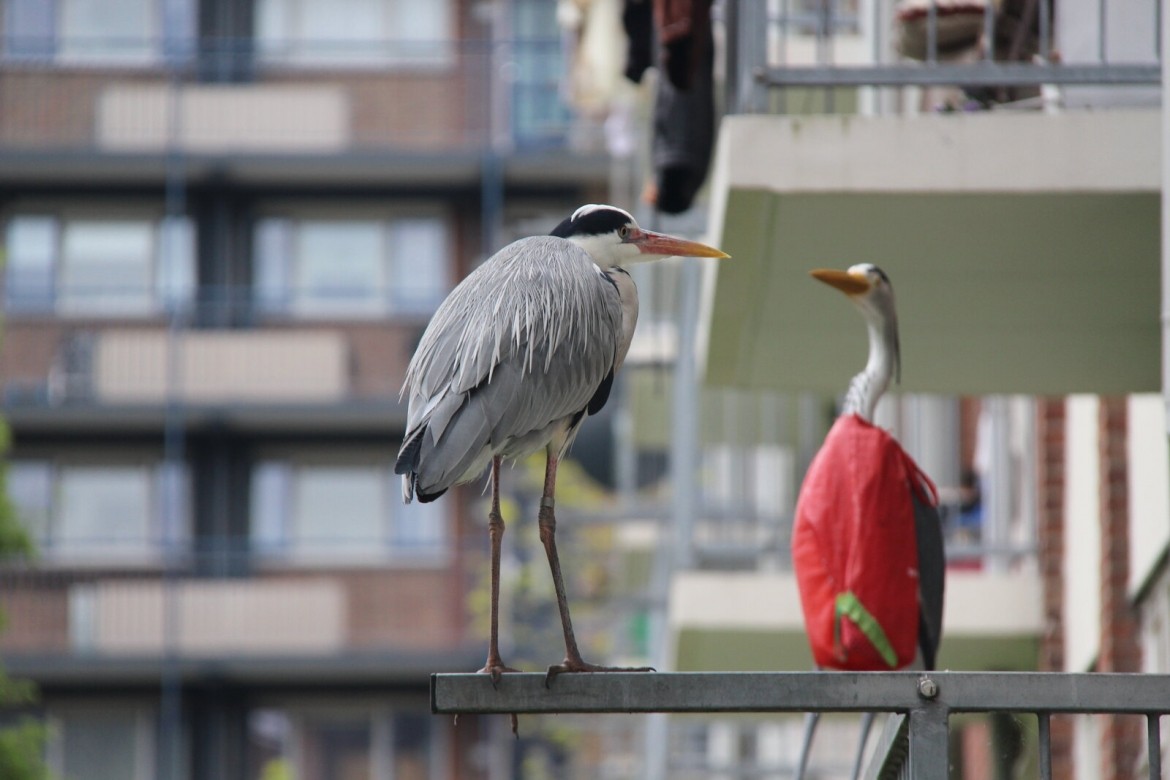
[1128, 394, 1170, 596]
[1064, 395, 1101, 672]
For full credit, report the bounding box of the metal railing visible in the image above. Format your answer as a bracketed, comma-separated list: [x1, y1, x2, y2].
[433, 671, 1170, 779]
[725, 0, 1163, 113]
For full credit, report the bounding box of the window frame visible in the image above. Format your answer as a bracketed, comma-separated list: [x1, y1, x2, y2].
[1, 0, 196, 67]
[6, 450, 192, 567]
[252, 0, 456, 72]
[45, 701, 160, 780]
[250, 446, 450, 568]
[251, 201, 453, 322]
[246, 699, 448, 780]
[2, 203, 196, 319]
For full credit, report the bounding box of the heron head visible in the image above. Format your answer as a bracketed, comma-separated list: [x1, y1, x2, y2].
[810, 263, 901, 382]
[551, 204, 729, 269]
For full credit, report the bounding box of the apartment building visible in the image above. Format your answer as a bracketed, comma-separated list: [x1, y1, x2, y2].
[0, 1, 613, 778]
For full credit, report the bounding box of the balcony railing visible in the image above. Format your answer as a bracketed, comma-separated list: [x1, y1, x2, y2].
[0, 36, 584, 155]
[434, 671, 1170, 779]
[725, 0, 1163, 113]
[0, 547, 463, 666]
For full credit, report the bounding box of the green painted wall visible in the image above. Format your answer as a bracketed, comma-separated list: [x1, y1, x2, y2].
[707, 190, 1160, 395]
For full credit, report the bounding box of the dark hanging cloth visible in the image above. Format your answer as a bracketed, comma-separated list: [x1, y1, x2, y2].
[651, 32, 714, 214]
[622, 0, 715, 214]
[623, 0, 654, 84]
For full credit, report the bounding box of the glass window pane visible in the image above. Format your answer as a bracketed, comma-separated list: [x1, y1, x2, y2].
[4, 216, 57, 311]
[251, 461, 289, 551]
[292, 466, 384, 550]
[393, 497, 445, 554]
[60, 220, 154, 315]
[3, 0, 56, 59]
[302, 717, 371, 780]
[388, 218, 449, 313]
[156, 217, 195, 310]
[389, 0, 453, 63]
[7, 461, 53, 546]
[59, 0, 154, 63]
[393, 711, 433, 780]
[57, 710, 143, 780]
[57, 465, 151, 553]
[256, 0, 452, 66]
[294, 221, 385, 317]
[255, 218, 292, 313]
[302, 0, 383, 43]
[248, 708, 293, 779]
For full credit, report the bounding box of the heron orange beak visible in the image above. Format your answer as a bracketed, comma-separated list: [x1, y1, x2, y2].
[633, 229, 730, 259]
[810, 268, 871, 296]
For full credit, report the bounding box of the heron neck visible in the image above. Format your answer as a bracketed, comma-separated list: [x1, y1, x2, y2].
[842, 317, 896, 421]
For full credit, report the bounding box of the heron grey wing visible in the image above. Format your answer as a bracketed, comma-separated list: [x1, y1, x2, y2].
[912, 483, 946, 671]
[482, 323, 619, 454]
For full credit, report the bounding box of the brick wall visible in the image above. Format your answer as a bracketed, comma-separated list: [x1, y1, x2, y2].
[1036, 397, 1074, 777]
[1096, 396, 1143, 780]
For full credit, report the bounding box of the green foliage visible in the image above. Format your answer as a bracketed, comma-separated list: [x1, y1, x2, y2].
[0, 420, 33, 558]
[0, 717, 50, 780]
[0, 364, 49, 776]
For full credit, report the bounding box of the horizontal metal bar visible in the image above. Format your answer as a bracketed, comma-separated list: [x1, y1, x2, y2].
[432, 671, 1170, 715]
[758, 63, 1162, 87]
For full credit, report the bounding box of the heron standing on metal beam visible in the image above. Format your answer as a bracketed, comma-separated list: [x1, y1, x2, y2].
[793, 264, 946, 779]
[396, 204, 728, 684]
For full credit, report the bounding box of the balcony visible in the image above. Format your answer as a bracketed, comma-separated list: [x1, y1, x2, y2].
[2, 315, 418, 433]
[0, 36, 609, 187]
[0, 552, 474, 685]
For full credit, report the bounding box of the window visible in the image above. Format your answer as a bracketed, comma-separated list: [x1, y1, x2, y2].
[251, 453, 446, 562]
[46, 704, 156, 780]
[2, 0, 195, 64]
[3, 212, 195, 316]
[7, 458, 190, 561]
[254, 0, 453, 68]
[248, 705, 439, 780]
[254, 211, 450, 318]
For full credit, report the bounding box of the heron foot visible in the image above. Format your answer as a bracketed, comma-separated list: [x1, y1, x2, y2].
[476, 661, 522, 736]
[544, 659, 655, 687]
[476, 660, 521, 688]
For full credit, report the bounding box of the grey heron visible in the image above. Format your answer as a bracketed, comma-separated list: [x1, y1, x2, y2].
[395, 204, 728, 683]
[794, 264, 945, 780]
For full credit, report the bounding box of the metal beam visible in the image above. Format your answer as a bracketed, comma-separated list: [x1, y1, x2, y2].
[759, 63, 1162, 87]
[432, 671, 1170, 715]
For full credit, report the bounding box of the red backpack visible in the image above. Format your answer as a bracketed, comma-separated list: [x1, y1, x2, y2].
[792, 413, 940, 670]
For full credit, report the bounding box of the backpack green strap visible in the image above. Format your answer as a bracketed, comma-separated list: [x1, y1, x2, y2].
[835, 591, 899, 668]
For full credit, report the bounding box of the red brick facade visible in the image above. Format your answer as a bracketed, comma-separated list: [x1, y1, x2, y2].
[1096, 397, 1143, 780]
[1036, 397, 1074, 777]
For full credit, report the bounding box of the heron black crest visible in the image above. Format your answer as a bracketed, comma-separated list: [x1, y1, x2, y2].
[550, 204, 634, 239]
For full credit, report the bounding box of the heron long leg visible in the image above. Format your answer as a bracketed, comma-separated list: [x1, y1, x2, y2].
[476, 457, 520, 736]
[539, 452, 653, 684]
[795, 711, 819, 780]
[850, 711, 877, 780]
[478, 457, 518, 682]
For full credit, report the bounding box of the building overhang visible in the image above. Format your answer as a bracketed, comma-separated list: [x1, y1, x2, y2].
[702, 110, 1162, 395]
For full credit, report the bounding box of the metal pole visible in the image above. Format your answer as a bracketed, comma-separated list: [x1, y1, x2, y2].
[907, 701, 949, 779]
[643, 255, 704, 779]
[1037, 712, 1052, 780]
[159, 49, 188, 780]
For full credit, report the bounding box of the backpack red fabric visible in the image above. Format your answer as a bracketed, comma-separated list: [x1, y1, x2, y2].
[792, 413, 939, 670]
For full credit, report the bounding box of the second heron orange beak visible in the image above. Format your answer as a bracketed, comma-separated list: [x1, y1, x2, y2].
[810, 268, 871, 296]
